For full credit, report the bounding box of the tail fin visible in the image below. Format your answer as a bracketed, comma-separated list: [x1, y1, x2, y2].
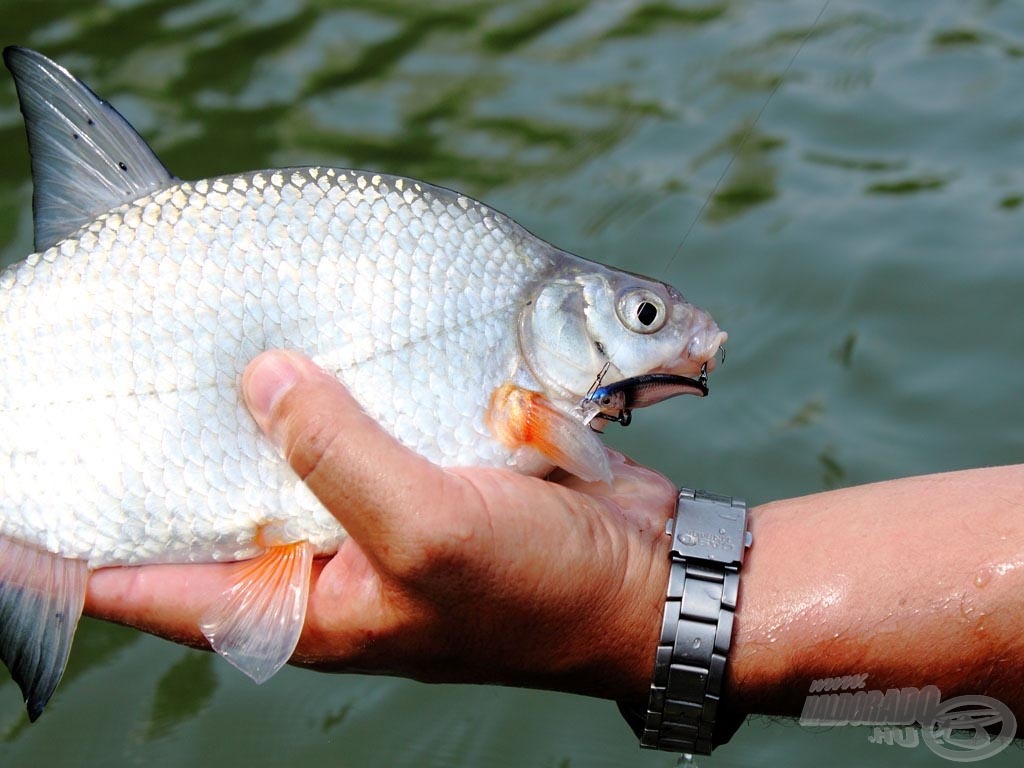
[0, 536, 88, 720]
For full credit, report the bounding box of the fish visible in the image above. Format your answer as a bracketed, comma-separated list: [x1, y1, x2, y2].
[0, 47, 727, 720]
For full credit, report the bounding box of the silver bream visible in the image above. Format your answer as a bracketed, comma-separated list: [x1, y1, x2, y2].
[0, 48, 727, 719]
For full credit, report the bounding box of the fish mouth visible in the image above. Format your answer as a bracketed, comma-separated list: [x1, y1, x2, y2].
[655, 328, 728, 378]
[581, 328, 722, 428]
[579, 327, 727, 428]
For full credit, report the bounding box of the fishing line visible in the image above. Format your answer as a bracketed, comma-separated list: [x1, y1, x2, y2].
[664, 0, 831, 274]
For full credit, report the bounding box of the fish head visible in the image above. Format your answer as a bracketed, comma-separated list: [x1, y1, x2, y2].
[520, 266, 727, 402]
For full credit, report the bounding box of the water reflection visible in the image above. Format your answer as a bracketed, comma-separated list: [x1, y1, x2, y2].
[930, 26, 1024, 57]
[143, 651, 217, 740]
[603, 2, 727, 38]
[866, 175, 949, 195]
[784, 398, 825, 429]
[1, 619, 139, 739]
[693, 120, 782, 221]
[818, 445, 846, 489]
[481, 3, 586, 52]
[803, 151, 905, 173]
[831, 332, 857, 368]
[319, 701, 353, 733]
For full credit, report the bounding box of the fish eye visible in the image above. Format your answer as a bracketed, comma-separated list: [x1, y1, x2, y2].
[616, 288, 667, 334]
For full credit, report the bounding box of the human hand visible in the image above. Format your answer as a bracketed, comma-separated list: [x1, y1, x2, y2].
[86, 351, 678, 704]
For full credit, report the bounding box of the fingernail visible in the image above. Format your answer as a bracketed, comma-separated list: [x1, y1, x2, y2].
[246, 351, 300, 420]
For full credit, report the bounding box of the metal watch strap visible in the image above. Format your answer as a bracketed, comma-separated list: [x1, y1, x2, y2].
[638, 488, 751, 755]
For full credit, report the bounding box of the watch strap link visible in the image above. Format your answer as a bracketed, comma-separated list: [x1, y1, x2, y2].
[638, 488, 749, 755]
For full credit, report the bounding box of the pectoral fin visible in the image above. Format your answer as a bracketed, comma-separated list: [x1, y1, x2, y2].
[199, 540, 314, 684]
[488, 384, 612, 484]
[0, 536, 89, 721]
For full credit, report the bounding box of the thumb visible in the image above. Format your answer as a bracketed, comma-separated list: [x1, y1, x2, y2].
[241, 350, 447, 563]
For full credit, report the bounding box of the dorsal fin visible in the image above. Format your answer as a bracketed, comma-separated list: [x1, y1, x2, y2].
[3, 46, 179, 252]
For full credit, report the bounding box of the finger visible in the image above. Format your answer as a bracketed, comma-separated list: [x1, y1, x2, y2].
[241, 351, 463, 568]
[85, 542, 383, 661]
[85, 561, 241, 647]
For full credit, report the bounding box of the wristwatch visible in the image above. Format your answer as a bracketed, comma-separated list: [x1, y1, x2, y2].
[619, 488, 752, 755]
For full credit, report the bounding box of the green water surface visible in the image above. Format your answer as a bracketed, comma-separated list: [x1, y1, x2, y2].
[1, 1, 1022, 766]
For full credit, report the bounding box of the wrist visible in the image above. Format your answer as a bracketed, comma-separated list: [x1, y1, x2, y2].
[713, 504, 785, 721]
[617, 529, 675, 708]
[542, 522, 674, 704]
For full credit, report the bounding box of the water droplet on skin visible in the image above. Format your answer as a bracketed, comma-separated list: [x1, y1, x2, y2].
[974, 567, 992, 588]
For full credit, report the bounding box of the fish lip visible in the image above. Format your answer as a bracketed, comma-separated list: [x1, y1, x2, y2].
[656, 328, 728, 377]
[691, 328, 728, 367]
[651, 356, 715, 379]
[652, 360, 710, 377]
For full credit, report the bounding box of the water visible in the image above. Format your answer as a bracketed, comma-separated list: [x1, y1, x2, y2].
[1, 1, 1022, 765]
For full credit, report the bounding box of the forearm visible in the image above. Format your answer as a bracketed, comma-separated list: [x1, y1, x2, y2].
[722, 465, 1024, 723]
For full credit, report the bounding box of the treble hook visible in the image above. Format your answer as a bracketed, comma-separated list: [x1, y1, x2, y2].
[605, 409, 632, 427]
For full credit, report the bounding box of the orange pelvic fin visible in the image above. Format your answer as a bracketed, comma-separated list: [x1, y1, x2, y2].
[199, 539, 314, 684]
[0, 535, 89, 721]
[488, 384, 612, 485]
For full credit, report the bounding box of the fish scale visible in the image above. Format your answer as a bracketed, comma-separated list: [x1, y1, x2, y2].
[0, 47, 727, 717]
[1, 166, 551, 566]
